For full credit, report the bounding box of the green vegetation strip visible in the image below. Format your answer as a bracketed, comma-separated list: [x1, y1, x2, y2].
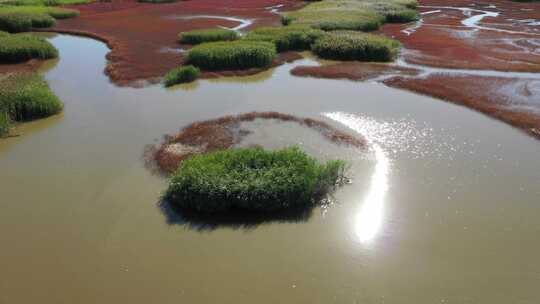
[163, 65, 200, 87]
[0, 5, 79, 32]
[0, 73, 63, 137]
[312, 30, 400, 61]
[244, 25, 325, 52]
[1, 0, 92, 6]
[180, 28, 238, 45]
[0, 31, 58, 62]
[186, 40, 276, 70]
[165, 147, 347, 213]
[282, 0, 418, 31]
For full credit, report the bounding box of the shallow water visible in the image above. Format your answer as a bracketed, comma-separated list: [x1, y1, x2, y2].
[1, 35, 540, 303]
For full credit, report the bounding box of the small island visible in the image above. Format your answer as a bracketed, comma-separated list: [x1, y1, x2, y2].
[164, 146, 348, 213]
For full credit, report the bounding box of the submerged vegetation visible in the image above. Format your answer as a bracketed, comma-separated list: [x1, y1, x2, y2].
[244, 25, 325, 52]
[165, 147, 347, 213]
[186, 40, 276, 70]
[0, 31, 58, 62]
[163, 65, 200, 87]
[180, 28, 238, 45]
[312, 31, 400, 61]
[0, 73, 63, 137]
[282, 0, 418, 31]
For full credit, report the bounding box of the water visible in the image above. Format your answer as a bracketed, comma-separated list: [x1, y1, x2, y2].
[1, 34, 540, 303]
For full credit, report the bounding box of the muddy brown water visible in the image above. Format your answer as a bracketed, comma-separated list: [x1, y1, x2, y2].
[1, 35, 540, 303]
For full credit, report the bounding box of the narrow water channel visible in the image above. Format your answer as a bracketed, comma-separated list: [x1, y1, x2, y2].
[1, 34, 540, 303]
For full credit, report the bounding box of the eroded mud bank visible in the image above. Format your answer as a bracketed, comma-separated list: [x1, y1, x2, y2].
[149, 111, 366, 173]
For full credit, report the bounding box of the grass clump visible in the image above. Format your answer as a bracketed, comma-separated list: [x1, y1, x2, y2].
[0, 73, 63, 137]
[0, 5, 79, 20]
[1, 0, 93, 6]
[186, 40, 276, 70]
[244, 25, 325, 52]
[165, 146, 347, 213]
[0, 32, 58, 62]
[312, 31, 400, 62]
[180, 28, 238, 45]
[0, 5, 79, 32]
[282, 0, 418, 31]
[163, 65, 200, 87]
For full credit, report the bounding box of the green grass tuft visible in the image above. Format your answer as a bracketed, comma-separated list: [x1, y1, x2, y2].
[163, 65, 200, 87]
[0, 73, 63, 137]
[244, 25, 325, 52]
[0, 5, 79, 20]
[1, 0, 93, 6]
[0, 5, 79, 32]
[186, 40, 277, 70]
[180, 28, 238, 45]
[312, 30, 400, 62]
[282, 0, 418, 31]
[0, 32, 58, 62]
[165, 146, 348, 213]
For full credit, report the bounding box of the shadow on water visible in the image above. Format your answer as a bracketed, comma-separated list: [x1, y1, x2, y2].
[158, 199, 314, 231]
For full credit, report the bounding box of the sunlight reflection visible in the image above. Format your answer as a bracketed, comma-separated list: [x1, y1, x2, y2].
[324, 112, 390, 243]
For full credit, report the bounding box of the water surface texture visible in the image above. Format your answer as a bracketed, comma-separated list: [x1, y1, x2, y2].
[1, 35, 540, 303]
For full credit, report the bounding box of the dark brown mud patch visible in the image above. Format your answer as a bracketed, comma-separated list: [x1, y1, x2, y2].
[290, 62, 420, 81]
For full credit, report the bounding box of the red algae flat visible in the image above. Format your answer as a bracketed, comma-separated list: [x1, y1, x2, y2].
[385, 75, 540, 140]
[49, 0, 303, 86]
[380, 0, 540, 72]
[290, 62, 419, 81]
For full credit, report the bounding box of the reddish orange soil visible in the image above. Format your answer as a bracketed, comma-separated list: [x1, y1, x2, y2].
[385, 75, 540, 140]
[0, 60, 43, 75]
[149, 112, 366, 173]
[50, 0, 303, 86]
[380, 0, 540, 72]
[290, 62, 419, 81]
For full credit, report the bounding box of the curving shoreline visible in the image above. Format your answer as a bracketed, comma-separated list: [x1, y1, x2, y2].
[46, 0, 303, 86]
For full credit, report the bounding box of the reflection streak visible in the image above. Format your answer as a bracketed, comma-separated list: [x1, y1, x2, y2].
[324, 112, 390, 243]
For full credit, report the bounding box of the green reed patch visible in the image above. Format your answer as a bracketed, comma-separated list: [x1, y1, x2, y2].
[165, 147, 348, 213]
[312, 30, 400, 61]
[0, 5, 79, 20]
[0, 32, 58, 62]
[1, 0, 93, 6]
[0, 5, 79, 32]
[244, 25, 325, 52]
[163, 65, 200, 87]
[0, 73, 63, 137]
[282, 0, 418, 31]
[180, 28, 238, 45]
[186, 40, 276, 70]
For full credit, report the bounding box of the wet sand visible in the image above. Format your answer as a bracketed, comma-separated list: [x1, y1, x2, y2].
[1, 34, 540, 304]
